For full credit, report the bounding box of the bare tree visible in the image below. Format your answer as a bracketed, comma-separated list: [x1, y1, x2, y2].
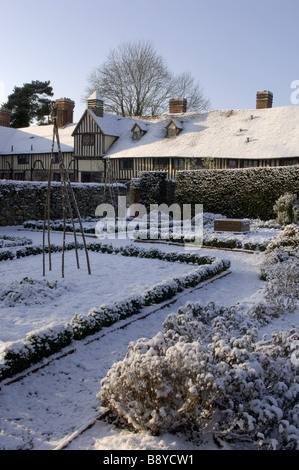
[171, 72, 210, 112]
[86, 40, 210, 117]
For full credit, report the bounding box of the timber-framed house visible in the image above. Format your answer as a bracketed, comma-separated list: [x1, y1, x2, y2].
[1, 90, 298, 184]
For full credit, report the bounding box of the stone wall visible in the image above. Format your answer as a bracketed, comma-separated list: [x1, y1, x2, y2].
[0, 180, 127, 226]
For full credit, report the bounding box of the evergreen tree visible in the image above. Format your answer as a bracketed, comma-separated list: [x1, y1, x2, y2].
[4, 80, 54, 128]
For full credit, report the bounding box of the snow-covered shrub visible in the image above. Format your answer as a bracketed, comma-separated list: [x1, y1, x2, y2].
[265, 224, 299, 256]
[259, 225, 299, 313]
[246, 301, 280, 325]
[263, 258, 299, 312]
[273, 192, 299, 225]
[203, 236, 242, 250]
[0, 250, 14, 261]
[98, 300, 299, 449]
[0, 323, 73, 380]
[99, 331, 224, 435]
[26, 324, 73, 359]
[0, 235, 32, 248]
[0, 277, 64, 307]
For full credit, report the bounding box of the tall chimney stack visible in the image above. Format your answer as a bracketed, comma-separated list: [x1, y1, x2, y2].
[0, 107, 12, 127]
[55, 98, 75, 128]
[256, 90, 273, 109]
[169, 98, 187, 114]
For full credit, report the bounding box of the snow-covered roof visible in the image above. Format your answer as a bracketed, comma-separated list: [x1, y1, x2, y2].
[0, 123, 75, 155]
[1, 105, 299, 160]
[87, 109, 123, 137]
[105, 105, 299, 160]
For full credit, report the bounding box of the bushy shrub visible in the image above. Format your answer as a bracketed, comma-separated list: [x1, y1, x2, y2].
[98, 301, 299, 449]
[0, 324, 73, 380]
[273, 193, 299, 225]
[137, 172, 168, 208]
[0, 235, 32, 248]
[259, 225, 299, 313]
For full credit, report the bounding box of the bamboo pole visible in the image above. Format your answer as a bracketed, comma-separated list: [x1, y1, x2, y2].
[42, 122, 55, 275]
[43, 103, 91, 277]
[51, 104, 91, 275]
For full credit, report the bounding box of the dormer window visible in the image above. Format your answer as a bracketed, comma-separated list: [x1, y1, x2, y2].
[131, 123, 147, 141]
[165, 119, 183, 138]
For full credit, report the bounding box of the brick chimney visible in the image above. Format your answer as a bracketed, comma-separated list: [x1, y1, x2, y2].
[87, 91, 104, 117]
[169, 98, 187, 114]
[256, 90, 273, 109]
[0, 107, 12, 127]
[55, 98, 75, 128]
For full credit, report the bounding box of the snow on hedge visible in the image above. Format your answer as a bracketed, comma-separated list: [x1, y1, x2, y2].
[0, 244, 230, 381]
[99, 299, 298, 450]
[98, 225, 299, 449]
[175, 166, 299, 220]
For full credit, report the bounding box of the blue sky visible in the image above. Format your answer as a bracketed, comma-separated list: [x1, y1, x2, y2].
[1, 0, 298, 122]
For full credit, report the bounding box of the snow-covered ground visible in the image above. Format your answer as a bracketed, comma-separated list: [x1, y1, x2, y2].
[0, 223, 297, 451]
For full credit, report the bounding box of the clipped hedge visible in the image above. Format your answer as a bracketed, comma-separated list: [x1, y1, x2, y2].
[0, 239, 217, 264]
[134, 171, 176, 209]
[0, 255, 230, 381]
[175, 166, 299, 220]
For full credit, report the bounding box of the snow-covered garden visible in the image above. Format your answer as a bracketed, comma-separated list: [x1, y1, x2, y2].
[0, 204, 298, 451]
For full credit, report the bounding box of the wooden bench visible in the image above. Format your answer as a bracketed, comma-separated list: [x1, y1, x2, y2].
[214, 219, 250, 232]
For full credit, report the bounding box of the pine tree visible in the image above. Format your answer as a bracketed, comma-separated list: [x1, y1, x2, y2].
[4, 80, 54, 128]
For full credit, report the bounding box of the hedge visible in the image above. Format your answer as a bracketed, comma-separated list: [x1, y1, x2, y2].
[0, 239, 217, 264]
[0, 254, 230, 381]
[175, 166, 299, 220]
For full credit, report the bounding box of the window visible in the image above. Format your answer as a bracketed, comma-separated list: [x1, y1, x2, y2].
[165, 119, 182, 138]
[52, 153, 59, 163]
[243, 159, 259, 168]
[81, 172, 92, 183]
[120, 159, 133, 170]
[133, 130, 141, 140]
[172, 158, 185, 170]
[131, 123, 146, 140]
[227, 159, 238, 168]
[52, 173, 61, 182]
[14, 172, 25, 180]
[82, 134, 95, 146]
[167, 127, 177, 137]
[81, 171, 103, 183]
[153, 158, 169, 170]
[18, 155, 29, 164]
